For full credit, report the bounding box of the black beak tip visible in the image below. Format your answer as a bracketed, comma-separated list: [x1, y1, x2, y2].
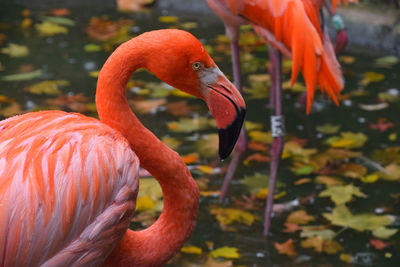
[218, 108, 246, 159]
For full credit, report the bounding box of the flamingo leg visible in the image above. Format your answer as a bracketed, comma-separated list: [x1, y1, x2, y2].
[219, 39, 248, 202]
[264, 45, 284, 236]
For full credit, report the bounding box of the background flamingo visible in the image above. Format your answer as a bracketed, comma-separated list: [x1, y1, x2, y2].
[206, 0, 355, 235]
[0, 29, 245, 267]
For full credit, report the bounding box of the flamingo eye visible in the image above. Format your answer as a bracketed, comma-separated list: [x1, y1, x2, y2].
[192, 62, 203, 71]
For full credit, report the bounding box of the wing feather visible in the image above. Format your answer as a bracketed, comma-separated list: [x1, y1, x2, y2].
[0, 111, 139, 266]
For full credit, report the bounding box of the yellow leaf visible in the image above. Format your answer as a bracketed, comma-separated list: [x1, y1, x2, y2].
[89, 70, 100, 78]
[135, 195, 155, 212]
[197, 165, 214, 175]
[210, 247, 240, 259]
[0, 43, 29, 57]
[331, 139, 355, 148]
[274, 239, 296, 256]
[211, 207, 256, 227]
[21, 18, 32, 29]
[389, 133, 397, 141]
[361, 174, 379, 183]
[361, 72, 385, 86]
[339, 56, 355, 64]
[255, 187, 268, 199]
[181, 246, 203, 255]
[248, 130, 272, 144]
[170, 89, 194, 98]
[28, 80, 69, 95]
[319, 184, 365, 205]
[340, 253, 353, 263]
[158, 16, 179, 23]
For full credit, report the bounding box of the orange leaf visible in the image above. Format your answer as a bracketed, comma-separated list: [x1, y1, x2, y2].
[274, 239, 297, 256]
[369, 239, 392, 250]
[286, 210, 315, 225]
[248, 141, 268, 152]
[243, 153, 270, 165]
[181, 154, 199, 164]
[283, 223, 302, 233]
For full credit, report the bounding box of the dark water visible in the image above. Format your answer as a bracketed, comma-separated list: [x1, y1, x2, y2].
[1, 2, 400, 267]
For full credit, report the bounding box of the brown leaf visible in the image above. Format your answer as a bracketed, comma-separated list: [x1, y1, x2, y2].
[283, 223, 302, 233]
[166, 101, 200, 117]
[243, 153, 270, 164]
[286, 210, 315, 225]
[274, 239, 297, 256]
[86, 17, 134, 41]
[50, 8, 71, 16]
[247, 141, 268, 152]
[130, 99, 166, 114]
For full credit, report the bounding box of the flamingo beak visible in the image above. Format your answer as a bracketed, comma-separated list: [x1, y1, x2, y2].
[204, 74, 246, 159]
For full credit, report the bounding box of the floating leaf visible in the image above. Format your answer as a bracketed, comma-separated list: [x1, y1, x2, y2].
[42, 16, 76, 26]
[287, 210, 315, 225]
[210, 207, 256, 228]
[359, 102, 389, 111]
[0, 69, 42, 81]
[316, 123, 341, 134]
[325, 132, 368, 149]
[84, 43, 102, 52]
[0, 102, 24, 117]
[375, 56, 398, 67]
[242, 172, 269, 194]
[323, 205, 395, 232]
[195, 134, 218, 158]
[167, 117, 216, 133]
[166, 101, 200, 117]
[369, 239, 392, 250]
[378, 164, 400, 181]
[301, 236, 343, 254]
[248, 130, 272, 144]
[372, 227, 398, 239]
[130, 99, 166, 114]
[319, 184, 365, 205]
[339, 56, 355, 64]
[315, 176, 344, 186]
[158, 16, 179, 24]
[0, 43, 29, 57]
[181, 246, 203, 255]
[274, 239, 296, 256]
[361, 72, 385, 86]
[369, 118, 395, 132]
[36, 21, 68, 36]
[135, 195, 155, 212]
[161, 136, 181, 150]
[210, 247, 240, 259]
[28, 80, 69, 95]
[300, 226, 336, 240]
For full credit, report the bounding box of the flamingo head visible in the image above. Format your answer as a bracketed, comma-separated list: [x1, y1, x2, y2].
[143, 29, 246, 159]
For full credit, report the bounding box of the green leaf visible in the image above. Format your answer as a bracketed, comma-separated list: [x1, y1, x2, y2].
[295, 165, 314, 176]
[84, 43, 102, 52]
[242, 172, 269, 194]
[0, 70, 42, 81]
[35, 21, 68, 36]
[194, 134, 218, 158]
[300, 226, 336, 240]
[0, 43, 29, 57]
[375, 56, 398, 67]
[42, 16, 76, 26]
[319, 184, 365, 205]
[316, 123, 341, 134]
[372, 227, 398, 239]
[323, 205, 395, 232]
[167, 117, 216, 133]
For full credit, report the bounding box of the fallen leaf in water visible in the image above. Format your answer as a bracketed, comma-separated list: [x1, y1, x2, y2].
[27, 80, 69, 95]
[161, 136, 182, 150]
[50, 8, 71, 16]
[117, 0, 154, 12]
[359, 102, 389, 111]
[325, 132, 368, 149]
[167, 117, 216, 133]
[210, 247, 240, 259]
[375, 56, 398, 67]
[248, 130, 272, 144]
[211, 207, 256, 228]
[361, 72, 385, 86]
[84, 43, 102, 52]
[181, 246, 203, 255]
[0, 69, 42, 81]
[301, 237, 343, 254]
[0, 43, 29, 57]
[339, 56, 355, 64]
[195, 134, 218, 158]
[319, 184, 365, 205]
[369, 239, 392, 250]
[243, 153, 270, 165]
[369, 118, 395, 132]
[274, 239, 296, 256]
[0, 102, 24, 117]
[36, 21, 68, 36]
[86, 17, 134, 42]
[181, 153, 199, 164]
[42, 16, 76, 26]
[247, 141, 268, 152]
[159, 16, 179, 24]
[323, 205, 395, 233]
[166, 101, 200, 117]
[283, 223, 302, 233]
[287, 210, 315, 225]
[130, 99, 166, 114]
[378, 163, 400, 181]
[316, 123, 341, 134]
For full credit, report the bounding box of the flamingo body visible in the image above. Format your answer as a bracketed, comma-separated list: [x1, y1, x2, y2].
[0, 111, 139, 266]
[0, 29, 245, 266]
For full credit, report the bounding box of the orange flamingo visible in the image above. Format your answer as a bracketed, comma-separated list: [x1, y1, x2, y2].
[0, 29, 245, 267]
[207, 0, 353, 235]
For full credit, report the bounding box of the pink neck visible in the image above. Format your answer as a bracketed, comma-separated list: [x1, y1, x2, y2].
[96, 36, 200, 267]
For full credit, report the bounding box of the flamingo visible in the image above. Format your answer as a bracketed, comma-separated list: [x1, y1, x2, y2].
[0, 29, 246, 267]
[206, 0, 350, 235]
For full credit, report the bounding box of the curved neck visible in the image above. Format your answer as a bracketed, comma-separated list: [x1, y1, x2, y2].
[97, 37, 200, 267]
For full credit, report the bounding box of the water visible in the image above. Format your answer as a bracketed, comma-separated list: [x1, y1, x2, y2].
[1, 2, 400, 266]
